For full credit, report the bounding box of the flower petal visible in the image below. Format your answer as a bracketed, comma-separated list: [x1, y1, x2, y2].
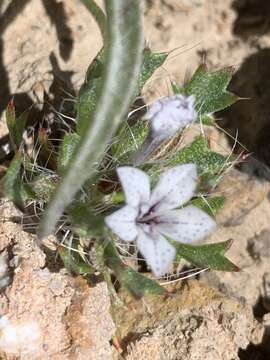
[136, 229, 176, 277]
[150, 164, 197, 211]
[117, 167, 150, 207]
[156, 205, 217, 243]
[105, 205, 138, 242]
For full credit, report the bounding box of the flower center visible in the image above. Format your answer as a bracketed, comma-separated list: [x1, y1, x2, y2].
[137, 203, 160, 226]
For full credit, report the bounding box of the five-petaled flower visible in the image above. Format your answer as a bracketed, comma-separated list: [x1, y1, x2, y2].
[105, 164, 216, 277]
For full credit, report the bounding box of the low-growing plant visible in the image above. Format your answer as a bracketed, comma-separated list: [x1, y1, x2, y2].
[3, 0, 240, 299]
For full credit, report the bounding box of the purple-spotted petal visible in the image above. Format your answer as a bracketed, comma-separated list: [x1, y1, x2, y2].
[147, 95, 197, 141]
[156, 205, 217, 243]
[117, 167, 151, 207]
[150, 164, 197, 212]
[136, 229, 176, 277]
[105, 205, 138, 242]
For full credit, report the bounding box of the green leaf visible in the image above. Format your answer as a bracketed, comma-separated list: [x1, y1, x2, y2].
[38, 0, 144, 239]
[3, 153, 24, 209]
[168, 135, 230, 176]
[137, 48, 168, 94]
[6, 100, 28, 150]
[58, 133, 80, 173]
[58, 245, 95, 275]
[198, 114, 215, 126]
[77, 49, 104, 135]
[86, 48, 104, 82]
[173, 239, 239, 271]
[171, 80, 184, 94]
[68, 203, 105, 237]
[29, 175, 58, 202]
[76, 78, 101, 135]
[185, 64, 238, 116]
[191, 196, 225, 217]
[4, 159, 54, 205]
[112, 120, 148, 163]
[103, 239, 165, 297]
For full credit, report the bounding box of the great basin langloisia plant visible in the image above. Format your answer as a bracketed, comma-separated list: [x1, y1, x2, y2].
[3, 0, 240, 297]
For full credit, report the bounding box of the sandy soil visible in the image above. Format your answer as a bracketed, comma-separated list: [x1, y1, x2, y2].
[0, 0, 270, 359]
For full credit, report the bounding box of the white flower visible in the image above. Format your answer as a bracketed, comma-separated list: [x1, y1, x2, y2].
[105, 164, 216, 277]
[147, 94, 197, 141]
[132, 95, 197, 166]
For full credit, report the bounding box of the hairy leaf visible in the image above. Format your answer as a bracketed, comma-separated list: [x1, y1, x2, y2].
[68, 203, 105, 237]
[3, 153, 24, 209]
[6, 100, 28, 150]
[185, 65, 238, 116]
[138, 48, 168, 93]
[168, 135, 231, 176]
[173, 239, 239, 271]
[191, 196, 225, 217]
[103, 239, 165, 297]
[58, 245, 95, 275]
[29, 175, 58, 202]
[112, 120, 148, 164]
[86, 48, 104, 81]
[76, 79, 101, 135]
[58, 133, 80, 173]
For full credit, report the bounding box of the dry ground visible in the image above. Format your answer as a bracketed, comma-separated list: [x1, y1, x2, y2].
[0, 0, 270, 359]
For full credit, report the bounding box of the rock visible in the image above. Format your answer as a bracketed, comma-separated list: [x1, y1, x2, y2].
[65, 279, 115, 360]
[201, 168, 270, 308]
[216, 169, 270, 227]
[0, 202, 115, 359]
[116, 281, 263, 360]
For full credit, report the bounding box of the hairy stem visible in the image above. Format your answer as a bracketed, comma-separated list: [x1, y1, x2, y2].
[38, 0, 144, 239]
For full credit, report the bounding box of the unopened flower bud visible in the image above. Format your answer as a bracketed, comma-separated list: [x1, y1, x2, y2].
[147, 94, 197, 141]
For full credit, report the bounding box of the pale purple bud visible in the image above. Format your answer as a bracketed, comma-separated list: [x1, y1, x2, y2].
[132, 95, 197, 165]
[147, 94, 197, 141]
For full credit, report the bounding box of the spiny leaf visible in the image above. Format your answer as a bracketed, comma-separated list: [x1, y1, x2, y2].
[168, 135, 231, 176]
[58, 245, 95, 275]
[6, 100, 28, 150]
[199, 114, 215, 126]
[185, 64, 238, 116]
[103, 239, 165, 297]
[68, 203, 105, 237]
[76, 78, 101, 135]
[77, 49, 104, 135]
[58, 133, 80, 173]
[3, 153, 24, 209]
[138, 48, 168, 94]
[29, 175, 58, 202]
[112, 120, 148, 164]
[173, 239, 239, 271]
[191, 196, 225, 217]
[86, 48, 104, 81]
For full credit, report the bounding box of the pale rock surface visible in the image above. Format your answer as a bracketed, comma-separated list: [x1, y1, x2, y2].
[0, 202, 115, 359]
